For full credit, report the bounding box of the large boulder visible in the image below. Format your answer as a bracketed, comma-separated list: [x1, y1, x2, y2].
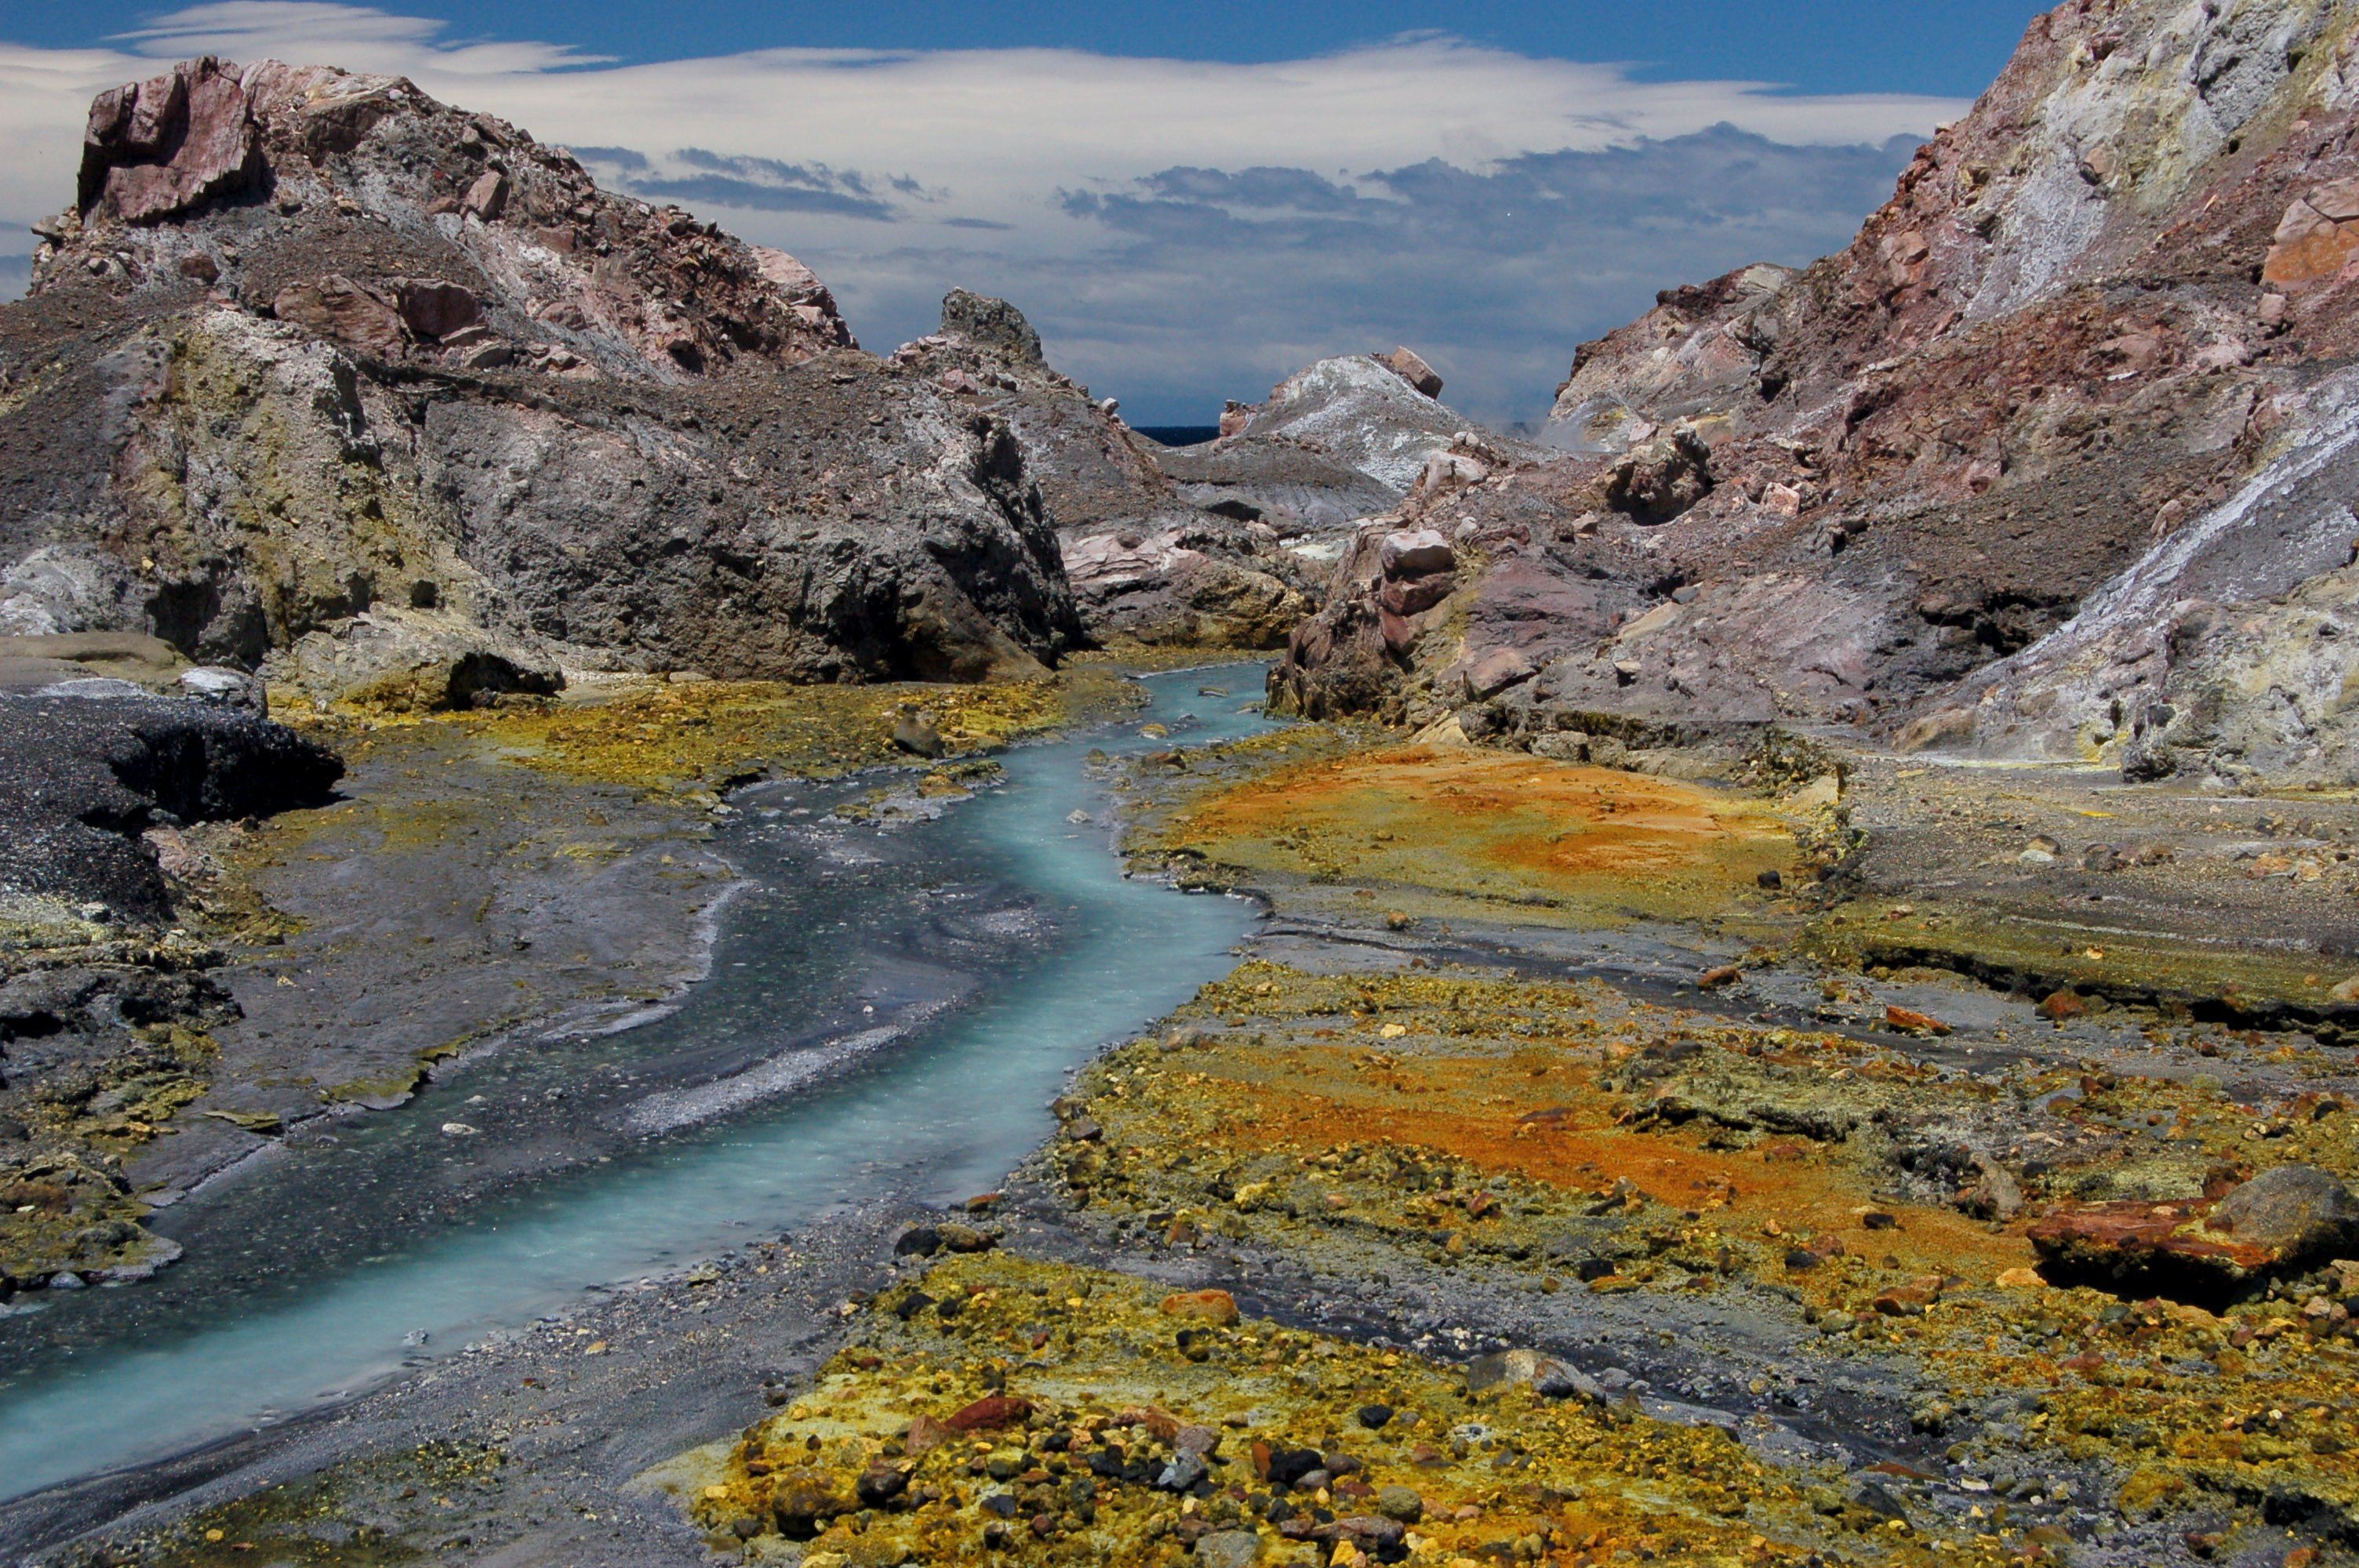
[79, 57, 262, 225]
[2027, 1164, 2359, 1298]
[272, 608, 564, 712]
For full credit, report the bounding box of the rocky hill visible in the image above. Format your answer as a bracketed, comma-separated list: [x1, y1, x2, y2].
[2, 57, 1083, 700]
[890, 289, 1313, 649]
[1276, 0, 2359, 788]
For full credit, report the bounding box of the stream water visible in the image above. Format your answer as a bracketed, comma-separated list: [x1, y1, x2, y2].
[0, 665, 1280, 1501]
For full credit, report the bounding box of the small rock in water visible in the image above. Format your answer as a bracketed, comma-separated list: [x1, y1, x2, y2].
[441, 1121, 479, 1137]
[48, 1273, 85, 1290]
[1067, 808, 1092, 824]
[1197, 686, 1230, 698]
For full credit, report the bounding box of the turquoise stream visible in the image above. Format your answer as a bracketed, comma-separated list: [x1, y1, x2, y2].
[0, 665, 1278, 1501]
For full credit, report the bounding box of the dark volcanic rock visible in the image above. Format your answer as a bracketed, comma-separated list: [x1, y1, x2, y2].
[0, 695, 343, 920]
[5, 60, 1080, 695]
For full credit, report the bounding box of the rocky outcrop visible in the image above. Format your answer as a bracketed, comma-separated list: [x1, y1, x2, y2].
[1275, 0, 2359, 785]
[893, 292, 1310, 648]
[4, 60, 1081, 695]
[0, 694, 342, 921]
[80, 58, 264, 226]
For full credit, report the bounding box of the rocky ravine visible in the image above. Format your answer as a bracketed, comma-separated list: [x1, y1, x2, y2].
[1276, 0, 2359, 789]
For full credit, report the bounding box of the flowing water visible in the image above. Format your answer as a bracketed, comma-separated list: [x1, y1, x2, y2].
[0, 665, 1279, 1501]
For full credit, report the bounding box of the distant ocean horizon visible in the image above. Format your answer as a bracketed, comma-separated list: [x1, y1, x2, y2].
[1132, 425, 1220, 448]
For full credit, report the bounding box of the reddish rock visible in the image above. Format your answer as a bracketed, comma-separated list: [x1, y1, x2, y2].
[271, 276, 409, 358]
[943, 1393, 1033, 1432]
[2026, 1199, 2272, 1285]
[389, 278, 482, 339]
[2028, 1166, 2359, 1294]
[1378, 572, 1456, 617]
[1159, 1288, 1240, 1325]
[461, 169, 509, 221]
[80, 57, 260, 223]
[2037, 989, 2088, 1022]
[1378, 346, 1444, 398]
[1883, 1005, 1952, 1037]
[1463, 645, 1535, 699]
[1118, 1405, 1184, 1443]
[902, 1414, 953, 1454]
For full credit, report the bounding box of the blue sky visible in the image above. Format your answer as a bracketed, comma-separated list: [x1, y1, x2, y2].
[2, 3, 2054, 425]
[16, 2, 2052, 96]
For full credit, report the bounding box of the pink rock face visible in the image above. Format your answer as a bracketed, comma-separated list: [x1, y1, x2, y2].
[81, 58, 260, 224]
[272, 277, 409, 359]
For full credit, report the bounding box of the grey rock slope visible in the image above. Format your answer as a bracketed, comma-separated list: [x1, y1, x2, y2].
[2, 57, 1082, 698]
[1274, 0, 2359, 786]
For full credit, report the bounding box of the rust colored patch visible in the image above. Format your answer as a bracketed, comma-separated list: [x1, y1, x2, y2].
[1161, 745, 1794, 924]
[2026, 1200, 2274, 1279]
[1187, 1040, 2029, 1280]
[1160, 1289, 1240, 1325]
[944, 1394, 1034, 1431]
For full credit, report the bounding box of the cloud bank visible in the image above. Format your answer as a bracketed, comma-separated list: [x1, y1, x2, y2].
[0, 5, 1959, 423]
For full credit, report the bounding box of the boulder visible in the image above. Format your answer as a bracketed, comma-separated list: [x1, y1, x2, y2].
[891, 710, 946, 759]
[79, 57, 260, 223]
[1159, 1288, 1241, 1325]
[461, 168, 509, 220]
[388, 278, 482, 339]
[179, 666, 267, 716]
[2027, 1166, 2359, 1298]
[1464, 1347, 1601, 1400]
[2211, 1164, 2359, 1264]
[1192, 1530, 1262, 1568]
[272, 609, 562, 713]
[940, 289, 1044, 368]
[1463, 646, 1536, 699]
[1379, 530, 1455, 581]
[0, 695, 342, 921]
[1378, 346, 1444, 398]
[272, 276, 409, 358]
[1605, 426, 1714, 524]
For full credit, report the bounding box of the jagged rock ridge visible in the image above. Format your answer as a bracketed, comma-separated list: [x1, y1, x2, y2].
[3, 57, 1081, 698]
[1276, 0, 2359, 786]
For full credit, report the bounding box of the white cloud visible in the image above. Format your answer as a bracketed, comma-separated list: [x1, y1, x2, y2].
[0, 5, 1962, 423]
